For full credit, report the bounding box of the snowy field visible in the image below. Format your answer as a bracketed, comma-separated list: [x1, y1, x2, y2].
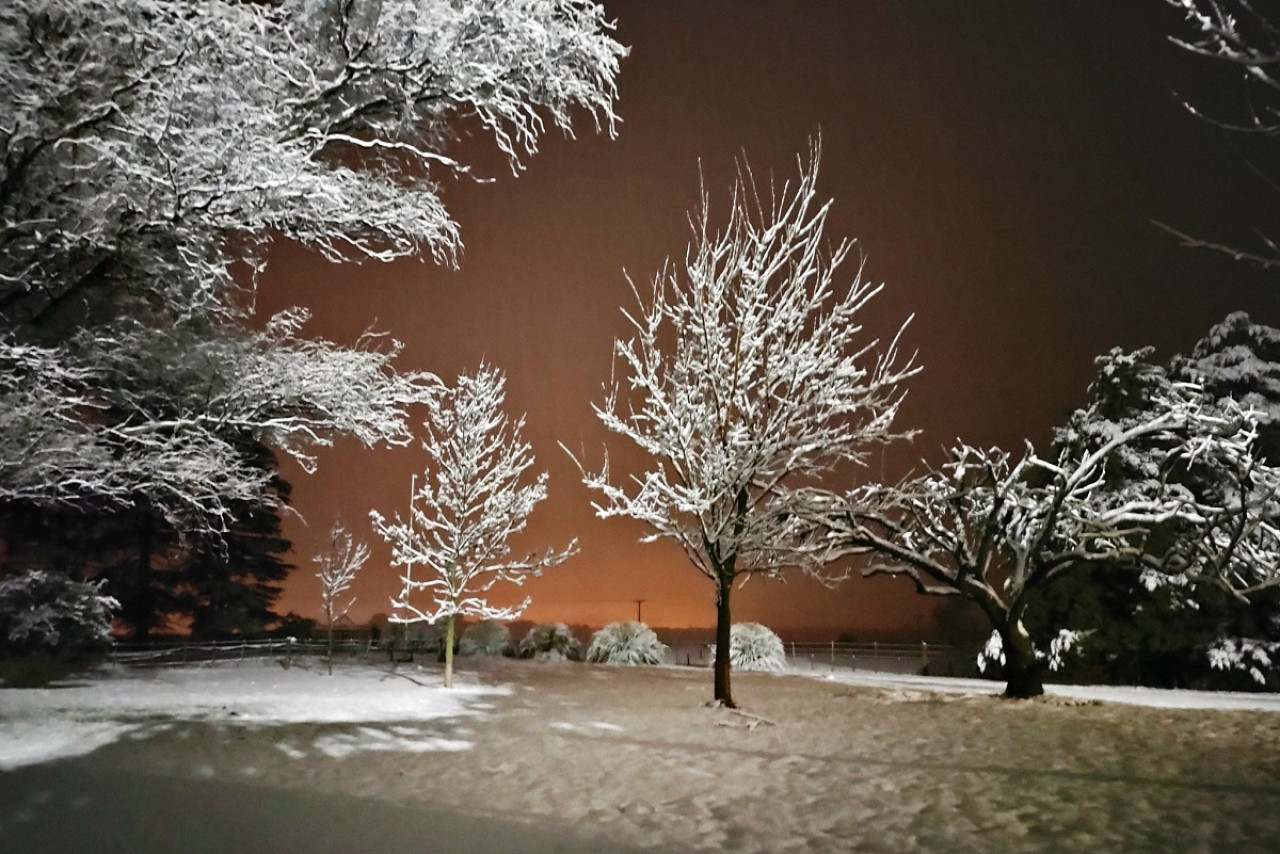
[3, 658, 1280, 852]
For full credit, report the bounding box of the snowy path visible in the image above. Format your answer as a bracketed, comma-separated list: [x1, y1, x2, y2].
[811, 668, 1280, 712]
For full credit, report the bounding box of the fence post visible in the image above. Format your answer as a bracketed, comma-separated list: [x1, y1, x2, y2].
[921, 640, 928, 672]
[284, 636, 293, 670]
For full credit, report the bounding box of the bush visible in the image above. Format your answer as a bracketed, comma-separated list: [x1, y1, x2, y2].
[0, 569, 117, 660]
[517, 623, 582, 661]
[586, 621, 667, 665]
[459, 620, 514, 657]
[729, 622, 786, 671]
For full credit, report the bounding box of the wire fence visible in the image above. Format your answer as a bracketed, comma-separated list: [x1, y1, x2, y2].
[108, 638, 363, 668]
[664, 640, 958, 675]
[106, 636, 960, 675]
[783, 641, 956, 675]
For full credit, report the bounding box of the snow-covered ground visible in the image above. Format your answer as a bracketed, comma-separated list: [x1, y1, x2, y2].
[0, 660, 505, 770]
[4, 659, 1279, 852]
[812, 668, 1280, 712]
[5, 658, 1280, 773]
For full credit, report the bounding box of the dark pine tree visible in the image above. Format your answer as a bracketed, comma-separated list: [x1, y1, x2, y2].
[180, 445, 293, 639]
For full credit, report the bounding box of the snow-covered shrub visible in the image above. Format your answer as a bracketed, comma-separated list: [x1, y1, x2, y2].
[459, 620, 514, 657]
[517, 623, 582, 661]
[1208, 637, 1280, 686]
[586, 621, 667, 665]
[976, 630, 1005, 675]
[727, 622, 786, 671]
[0, 570, 118, 659]
[977, 628, 1090, 676]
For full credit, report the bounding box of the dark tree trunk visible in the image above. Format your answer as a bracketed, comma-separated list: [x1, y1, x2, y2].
[326, 616, 335, 676]
[130, 502, 155, 642]
[1001, 622, 1045, 699]
[443, 614, 456, 689]
[713, 577, 734, 708]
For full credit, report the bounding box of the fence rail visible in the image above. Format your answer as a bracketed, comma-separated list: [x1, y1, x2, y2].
[105, 636, 958, 675]
[784, 641, 955, 675]
[108, 638, 358, 667]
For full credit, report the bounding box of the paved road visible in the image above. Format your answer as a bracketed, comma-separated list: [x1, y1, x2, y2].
[0, 754, 656, 854]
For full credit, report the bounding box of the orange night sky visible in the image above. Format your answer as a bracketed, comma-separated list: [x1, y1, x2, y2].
[257, 1, 1280, 636]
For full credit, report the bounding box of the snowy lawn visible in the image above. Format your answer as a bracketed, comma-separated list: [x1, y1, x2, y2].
[0, 659, 506, 770]
[4, 659, 1280, 852]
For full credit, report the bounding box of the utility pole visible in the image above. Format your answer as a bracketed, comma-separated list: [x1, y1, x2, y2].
[635, 599, 646, 623]
[405, 473, 415, 620]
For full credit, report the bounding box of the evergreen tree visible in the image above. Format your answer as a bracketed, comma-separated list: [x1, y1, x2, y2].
[1035, 313, 1280, 688]
[180, 447, 293, 640]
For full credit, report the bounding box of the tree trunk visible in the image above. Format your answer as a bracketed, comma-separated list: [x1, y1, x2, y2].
[1001, 621, 1044, 699]
[131, 501, 155, 642]
[326, 617, 334, 676]
[444, 614, 456, 689]
[713, 578, 734, 708]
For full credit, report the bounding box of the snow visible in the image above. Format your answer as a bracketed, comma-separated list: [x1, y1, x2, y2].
[7, 656, 1280, 777]
[814, 669, 1280, 712]
[0, 660, 506, 770]
[549, 721, 624, 734]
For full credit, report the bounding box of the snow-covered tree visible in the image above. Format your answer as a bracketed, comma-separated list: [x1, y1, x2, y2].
[0, 569, 118, 659]
[1, 311, 440, 530]
[517, 623, 583, 661]
[313, 519, 369, 675]
[576, 141, 918, 707]
[586, 621, 666, 665]
[370, 365, 576, 687]
[727, 622, 786, 672]
[1173, 312, 1280, 459]
[0, 0, 624, 527]
[458, 620, 513, 658]
[820, 351, 1280, 698]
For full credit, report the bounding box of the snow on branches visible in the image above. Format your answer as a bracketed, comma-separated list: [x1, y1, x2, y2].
[370, 364, 576, 685]
[576, 140, 917, 707]
[0, 0, 624, 527]
[0, 0, 626, 326]
[1167, 0, 1280, 133]
[1163, 1, 1280, 267]
[0, 311, 439, 529]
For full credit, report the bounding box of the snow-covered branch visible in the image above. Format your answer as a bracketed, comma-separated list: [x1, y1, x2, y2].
[1164, 0, 1280, 267]
[0, 311, 439, 530]
[315, 519, 370, 626]
[314, 517, 369, 673]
